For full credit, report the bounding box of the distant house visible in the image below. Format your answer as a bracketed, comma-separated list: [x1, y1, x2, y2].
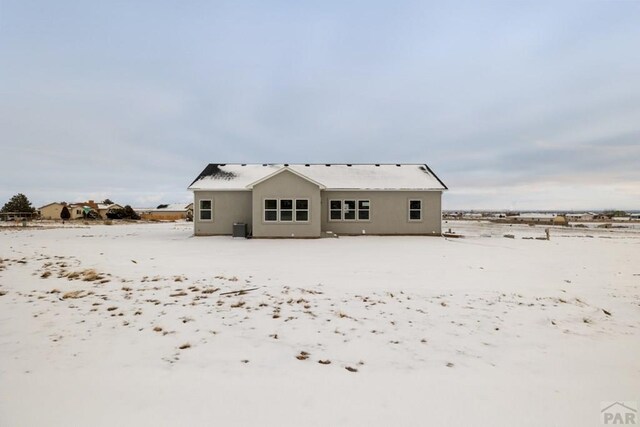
[37, 200, 124, 220]
[137, 203, 193, 221]
[97, 203, 123, 218]
[188, 163, 447, 238]
[566, 212, 596, 221]
[67, 200, 100, 220]
[38, 202, 66, 220]
[507, 213, 567, 225]
[463, 213, 483, 219]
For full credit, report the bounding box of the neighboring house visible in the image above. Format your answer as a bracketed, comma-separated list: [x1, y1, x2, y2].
[97, 203, 123, 218]
[38, 200, 123, 220]
[67, 200, 100, 220]
[566, 212, 596, 221]
[38, 202, 66, 220]
[507, 213, 567, 225]
[137, 203, 193, 221]
[188, 163, 447, 238]
[463, 212, 483, 219]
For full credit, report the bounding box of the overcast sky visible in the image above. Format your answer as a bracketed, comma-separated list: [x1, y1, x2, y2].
[1, 1, 639, 210]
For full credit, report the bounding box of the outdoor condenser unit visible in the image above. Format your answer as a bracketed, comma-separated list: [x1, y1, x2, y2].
[233, 223, 248, 238]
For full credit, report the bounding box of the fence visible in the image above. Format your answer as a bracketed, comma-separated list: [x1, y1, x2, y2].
[0, 212, 38, 221]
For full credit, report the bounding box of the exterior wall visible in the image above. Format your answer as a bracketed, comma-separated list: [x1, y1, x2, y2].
[140, 212, 187, 221]
[251, 170, 321, 238]
[69, 206, 85, 220]
[320, 190, 442, 235]
[39, 204, 64, 220]
[194, 191, 252, 236]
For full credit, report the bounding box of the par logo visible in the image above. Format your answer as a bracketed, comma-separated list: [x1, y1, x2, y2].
[601, 402, 637, 425]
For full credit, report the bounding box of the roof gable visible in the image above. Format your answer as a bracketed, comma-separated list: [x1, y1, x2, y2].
[188, 164, 447, 191]
[38, 202, 65, 209]
[246, 167, 326, 189]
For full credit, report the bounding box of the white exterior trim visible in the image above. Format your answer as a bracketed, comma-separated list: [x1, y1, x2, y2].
[408, 199, 422, 222]
[328, 199, 371, 222]
[262, 197, 310, 224]
[199, 199, 213, 222]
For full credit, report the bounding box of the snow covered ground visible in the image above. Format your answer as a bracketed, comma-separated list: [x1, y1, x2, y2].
[1, 221, 638, 426]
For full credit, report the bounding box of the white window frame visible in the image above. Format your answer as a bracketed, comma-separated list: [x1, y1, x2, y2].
[295, 199, 310, 222]
[199, 199, 213, 222]
[408, 199, 422, 222]
[329, 199, 343, 221]
[262, 198, 310, 223]
[279, 199, 294, 222]
[264, 199, 278, 222]
[358, 200, 370, 221]
[343, 199, 357, 222]
[328, 199, 371, 222]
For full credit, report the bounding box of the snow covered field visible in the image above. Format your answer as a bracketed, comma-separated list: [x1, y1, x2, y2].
[1, 221, 639, 426]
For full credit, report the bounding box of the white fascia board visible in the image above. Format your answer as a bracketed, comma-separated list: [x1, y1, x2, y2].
[245, 166, 326, 189]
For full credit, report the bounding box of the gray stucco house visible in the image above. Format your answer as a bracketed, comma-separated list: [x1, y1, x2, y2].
[188, 163, 447, 238]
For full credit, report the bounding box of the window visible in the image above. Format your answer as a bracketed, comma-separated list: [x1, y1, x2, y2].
[263, 198, 309, 222]
[280, 199, 293, 222]
[409, 199, 422, 221]
[344, 200, 356, 220]
[329, 199, 370, 221]
[330, 200, 342, 220]
[358, 200, 370, 220]
[296, 199, 309, 221]
[264, 199, 277, 222]
[199, 200, 212, 221]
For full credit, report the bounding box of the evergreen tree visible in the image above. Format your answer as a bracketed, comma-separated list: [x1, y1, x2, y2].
[60, 206, 71, 220]
[124, 205, 140, 220]
[1, 193, 36, 213]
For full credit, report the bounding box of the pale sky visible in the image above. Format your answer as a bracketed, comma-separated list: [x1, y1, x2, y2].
[1, 1, 639, 210]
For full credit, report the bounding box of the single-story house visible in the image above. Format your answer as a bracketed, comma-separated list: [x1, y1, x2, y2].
[38, 200, 124, 220]
[188, 163, 447, 238]
[136, 203, 194, 221]
[97, 203, 123, 218]
[38, 202, 66, 220]
[507, 213, 567, 225]
[566, 212, 596, 222]
[67, 201, 100, 220]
